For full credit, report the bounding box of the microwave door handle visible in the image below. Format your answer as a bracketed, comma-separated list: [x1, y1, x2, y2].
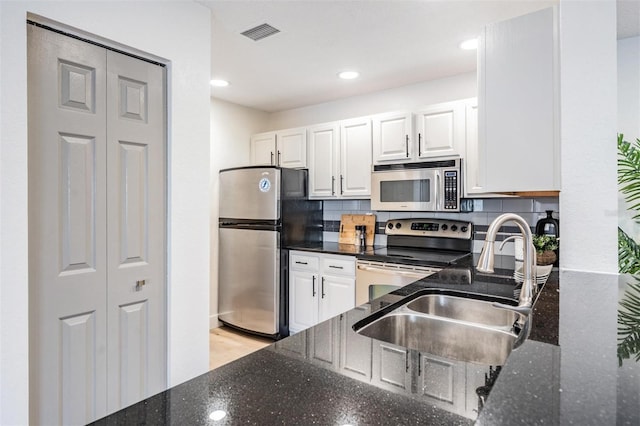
[435, 171, 441, 210]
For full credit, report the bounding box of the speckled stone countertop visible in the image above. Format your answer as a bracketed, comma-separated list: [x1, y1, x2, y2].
[92, 247, 638, 425]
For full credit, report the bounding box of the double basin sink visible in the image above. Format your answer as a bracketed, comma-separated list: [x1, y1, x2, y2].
[353, 289, 529, 365]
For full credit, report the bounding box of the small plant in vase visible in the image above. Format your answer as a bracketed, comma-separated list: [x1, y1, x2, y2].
[532, 235, 559, 266]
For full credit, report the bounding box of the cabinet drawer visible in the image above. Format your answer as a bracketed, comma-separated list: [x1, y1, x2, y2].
[321, 255, 355, 277]
[290, 252, 319, 271]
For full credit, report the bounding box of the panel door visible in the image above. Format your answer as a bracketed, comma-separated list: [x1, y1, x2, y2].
[463, 99, 484, 195]
[277, 127, 307, 168]
[339, 305, 373, 382]
[250, 132, 276, 165]
[319, 275, 355, 322]
[340, 117, 372, 198]
[308, 123, 339, 198]
[308, 318, 339, 369]
[28, 24, 109, 424]
[105, 50, 166, 413]
[289, 270, 318, 333]
[416, 352, 467, 418]
[372, 111, 414, 164]
[371, 342, 412, 394]
[415, 101, 465, 159]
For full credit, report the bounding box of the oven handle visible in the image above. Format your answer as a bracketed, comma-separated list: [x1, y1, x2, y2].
[356, 264, 437, 279]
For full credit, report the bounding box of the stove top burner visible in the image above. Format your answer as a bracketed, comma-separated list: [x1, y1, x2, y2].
[371, 247, 472, 267]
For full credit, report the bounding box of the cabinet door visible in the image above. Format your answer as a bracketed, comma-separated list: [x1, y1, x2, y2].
[415, 352, 467, 418]
[308, 123, 339, 198]
[479, 7, 559, 192]
[340, 117, 372, 198]
[289, 270, 318, 333]
[371, 342, 412, 394]
[463, 99, 483, 195]
[319, 274, 355, 322]
[339, 305, 373, 382]
[276, 127, 307, 168]
[415, 101, 465, 159]
[308, 317, 339, 370]
[372, 111, 414, 164]
[250, 132, 276, 166]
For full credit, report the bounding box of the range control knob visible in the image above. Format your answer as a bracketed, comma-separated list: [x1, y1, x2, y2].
[451, 225, 458, 232]
[441, 224, 448, 231]
[461, 225, 468, 233]
[395, 222, 402, 229]
[387, 223, 394, 230]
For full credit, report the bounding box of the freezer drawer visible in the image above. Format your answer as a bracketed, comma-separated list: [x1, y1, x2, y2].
[219, 167, 280, 221]
[218, 228, 280, 335]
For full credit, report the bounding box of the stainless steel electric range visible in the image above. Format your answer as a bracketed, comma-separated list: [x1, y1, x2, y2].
[356, 218, 474, 305]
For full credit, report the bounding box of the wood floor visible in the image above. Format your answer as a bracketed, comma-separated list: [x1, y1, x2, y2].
[209, 326, 273, 370]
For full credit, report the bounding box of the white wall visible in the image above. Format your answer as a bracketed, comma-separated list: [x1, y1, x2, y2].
[268, 72, 476, 129]
[0, 2, 211, 423]
[618, 36, 640, 140]
[210, 99, 269, 327]
[559, 0, 618, 274]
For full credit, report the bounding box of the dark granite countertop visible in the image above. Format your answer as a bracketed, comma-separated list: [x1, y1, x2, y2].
[93, 247, 637, 425]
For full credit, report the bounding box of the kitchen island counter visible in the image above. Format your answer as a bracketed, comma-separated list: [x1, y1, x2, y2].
[93, 266, 634, 425]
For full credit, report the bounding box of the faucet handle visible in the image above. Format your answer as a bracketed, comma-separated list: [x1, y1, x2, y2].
[491, 302, 531, 316]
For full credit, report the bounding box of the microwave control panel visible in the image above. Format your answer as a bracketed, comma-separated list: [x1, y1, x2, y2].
[443, 170, 459, 209]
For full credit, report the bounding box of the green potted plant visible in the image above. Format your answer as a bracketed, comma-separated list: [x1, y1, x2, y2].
[532, 234, 559, 266]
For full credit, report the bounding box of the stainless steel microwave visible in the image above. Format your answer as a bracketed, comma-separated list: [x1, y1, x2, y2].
[370, 157, 461, 212]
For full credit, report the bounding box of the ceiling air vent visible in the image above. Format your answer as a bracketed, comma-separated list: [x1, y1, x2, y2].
[241, 23, 280, 41]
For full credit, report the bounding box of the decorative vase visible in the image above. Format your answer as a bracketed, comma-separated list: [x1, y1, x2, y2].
[536, 250, 557, 266]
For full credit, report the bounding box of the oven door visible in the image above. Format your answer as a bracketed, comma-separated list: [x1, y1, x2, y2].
[355, 260, 439, 306]
[370, 168, 438, 211]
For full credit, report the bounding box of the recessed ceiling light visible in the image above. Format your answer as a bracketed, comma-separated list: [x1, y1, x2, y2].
[209, 410, 227, 421]
[338, 71, 359, 80]
[459, 38, 478, 50]
[210, 79, 229, 87]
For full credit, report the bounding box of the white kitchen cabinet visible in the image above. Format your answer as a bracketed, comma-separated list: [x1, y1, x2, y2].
[415, 100, 465, 159]
[308, 122, 339, 197]
[289, 251, 356, 334]
[371, 341, 412, 394]
[372, 111, 414, 164]
[478, 6, 560, 192]
[307, 117, 372, 199]
[250, 127, 307, 168]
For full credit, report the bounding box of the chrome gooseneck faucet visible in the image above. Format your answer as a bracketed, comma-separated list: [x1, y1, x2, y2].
[477, 213, 536, 315]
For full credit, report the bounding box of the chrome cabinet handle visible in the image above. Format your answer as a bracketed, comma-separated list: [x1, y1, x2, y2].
[328, 265, 343, 269]
[270, 152, 274, 165]
[295, 261, 308, 265]
[321, 277, 326, 298]
[277, 150, 281, 166]
[340, 175, 344, 195]
[418, 133, 422, 156]
[331, 176, 335, 196]
[312, 275, 316, 297]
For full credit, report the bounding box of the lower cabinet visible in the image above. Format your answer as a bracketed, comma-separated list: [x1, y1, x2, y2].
[289, 251, 355, 334]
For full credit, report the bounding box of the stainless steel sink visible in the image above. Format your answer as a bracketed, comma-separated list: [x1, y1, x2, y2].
[354, 291, 528, 365]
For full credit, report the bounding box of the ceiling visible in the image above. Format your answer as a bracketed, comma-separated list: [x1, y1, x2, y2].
[200, 0, 639, 113]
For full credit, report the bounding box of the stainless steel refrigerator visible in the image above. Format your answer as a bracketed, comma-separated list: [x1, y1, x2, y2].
[218, 166, 323, 338]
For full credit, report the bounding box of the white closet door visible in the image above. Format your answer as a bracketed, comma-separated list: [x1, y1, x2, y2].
[105, 50, 166, 413]
[28, 24, 109, 424]
[28, 24, 167, 424]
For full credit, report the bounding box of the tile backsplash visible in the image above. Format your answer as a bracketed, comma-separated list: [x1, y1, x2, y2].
[322, 197, 560, 255]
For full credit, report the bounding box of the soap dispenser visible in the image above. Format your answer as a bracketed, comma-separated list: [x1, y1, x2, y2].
[535, 210, 559, 238]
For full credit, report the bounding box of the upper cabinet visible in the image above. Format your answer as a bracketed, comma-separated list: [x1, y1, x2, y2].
[372, 101, 466, 165]
[415, 101, 465, 159]
[308, 117, 372, 199]
[478, 7, 560, 193]
[372, 111, 414, 163]
[250, 127, 307, 168]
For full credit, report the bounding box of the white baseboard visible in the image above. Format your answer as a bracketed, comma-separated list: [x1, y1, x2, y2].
[209, 314, 221, 330]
